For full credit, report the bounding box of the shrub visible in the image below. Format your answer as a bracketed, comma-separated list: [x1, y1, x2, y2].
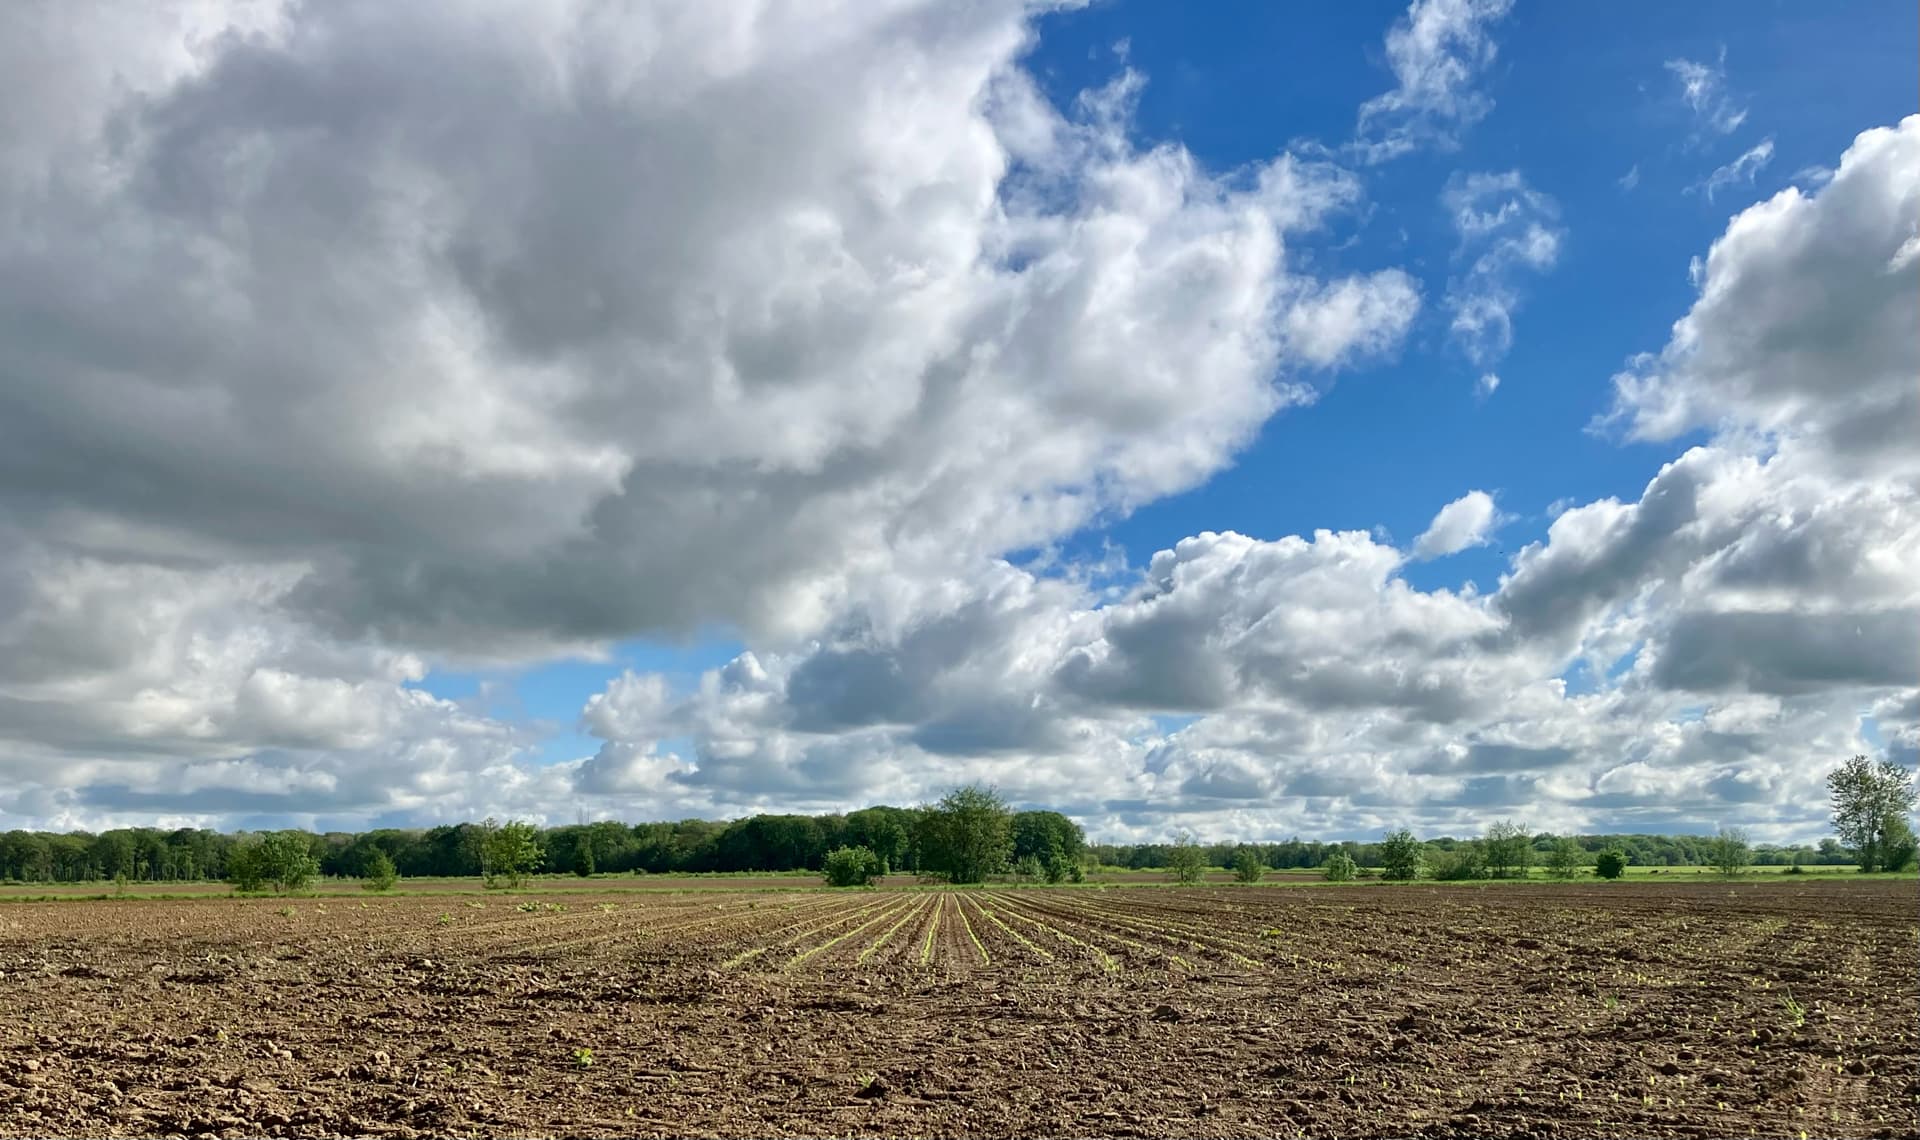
[1230, 846, 1265, 884]
[823, 845, 884, 887]
[1321, 852, 1357, 882]
[1428, 843, 1488, 882]
[1012, 854, 1046, 883]
[362, 850, 399, 892]
[1544, 836, 1584, 879]
[1594, 849, 1629, 880]
[1379, 829, 1423, 881]
[572, 844, 596, 878]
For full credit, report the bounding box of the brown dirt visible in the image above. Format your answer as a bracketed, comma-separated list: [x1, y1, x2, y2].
[1, 880, 1915, 1137]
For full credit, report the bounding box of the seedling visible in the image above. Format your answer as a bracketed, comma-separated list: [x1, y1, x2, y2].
[1781, 992, 1806, 1029]
[573, 1047, 594, 1068]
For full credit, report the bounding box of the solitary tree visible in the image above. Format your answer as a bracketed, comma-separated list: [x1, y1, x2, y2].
[1593, 849, 1628, 880]
[1379, 829, 1423, 881]
[1167, 833, 1207, 885]
[1707, 826, 1750, 879]
[1483, 821, 1532, 879]
[919, 785, 1014, 884]
[480, 819, 544, 889]
[1544, 835, 1584, 880]
[1321, 852, 1357, 882]
[1230, 846, 1266, 884]
[1827, 755, 1919, 873]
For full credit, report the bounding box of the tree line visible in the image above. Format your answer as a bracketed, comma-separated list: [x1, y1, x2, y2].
[1, 756, 1909, 886]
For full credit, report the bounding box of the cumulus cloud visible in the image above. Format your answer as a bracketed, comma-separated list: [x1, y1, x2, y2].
[1413, 491, 1501, 559]
[0, 2, 1430, 830]
[572, 119, 1920, 841]
[0, 6, 1909, 844]
[1353, 0, 1515, 162]
[1604, 117, 1920, 468]
[1442, 170, 1563, 366]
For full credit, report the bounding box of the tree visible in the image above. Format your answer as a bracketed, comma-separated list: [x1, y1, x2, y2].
[571, 843, 596, 878]
[229, 832, 318, 894]
[1827, 755, 1919, 873]
[1544, 835, 1583, 880]
[362, 849, 399, 892]
[843, 807, 913, 873]
[1011, 811, 1085, 883]
[919, 785, 1014, 884]
[1484, 820, 1532, 879]
[1230, 846, 1265, 883]
[1322, 852, 1357, 882]
[1167, 833, 1207, 885]
[1379, 829, 1423, 881]
[822, 845, 884, 887]
[1593, 849, 1628, 880]
[1883, 812, 1918, 873]
[227, 837, 270, 893]
[480, 819, 544, 889]
[1706, 826, 1749, 879]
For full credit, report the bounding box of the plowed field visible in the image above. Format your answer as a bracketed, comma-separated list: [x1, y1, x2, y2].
[2, 880, 1914, 1137]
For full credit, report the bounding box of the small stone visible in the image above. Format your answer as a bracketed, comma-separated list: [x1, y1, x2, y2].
[21, 1059, 41, 1073]
[1657, 1061, 1681, 1076]
[371, 1050, 391, 1066]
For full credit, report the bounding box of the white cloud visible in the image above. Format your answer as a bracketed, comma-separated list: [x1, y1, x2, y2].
[1353, 0, 1515, 162]
[568, 119, 1920, 841]
[1442, 170, 1563, 366]
[0, 10, 1909, 844]
[1413, 491, 1502, 559]
[1605, 117, 1919, 470]
[1666, 50, 1747, 136]
[1476, 372, 1501, 398]
[0, 1, 1431, 830]
[1697, 138, 1775, 201]
[1618, 165, 1641, 191]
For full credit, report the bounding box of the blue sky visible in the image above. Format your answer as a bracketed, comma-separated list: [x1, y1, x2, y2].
[2, 0, 1914, 840]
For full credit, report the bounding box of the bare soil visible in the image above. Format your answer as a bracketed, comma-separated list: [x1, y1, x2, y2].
[1, 879, 1914, 1137]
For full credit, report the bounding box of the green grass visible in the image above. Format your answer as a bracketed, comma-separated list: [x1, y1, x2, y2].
[2, 863, 1908, 903]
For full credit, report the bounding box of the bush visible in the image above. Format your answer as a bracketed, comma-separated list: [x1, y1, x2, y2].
[572, 844, 596, 878]
[1544, 836, 1583, 880]
[1594, 849, 1628, 880]
[362, 850, 399, 892]
[1428, 842, 1488, 882]
[1230, 846, 1265, 884]
[823, 845, 884, 887]
[1012, 854, 1046, 883]
[1321, 852, 1357, 882]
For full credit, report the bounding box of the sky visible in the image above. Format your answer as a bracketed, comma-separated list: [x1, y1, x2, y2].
[0, 0, 1914, 843]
